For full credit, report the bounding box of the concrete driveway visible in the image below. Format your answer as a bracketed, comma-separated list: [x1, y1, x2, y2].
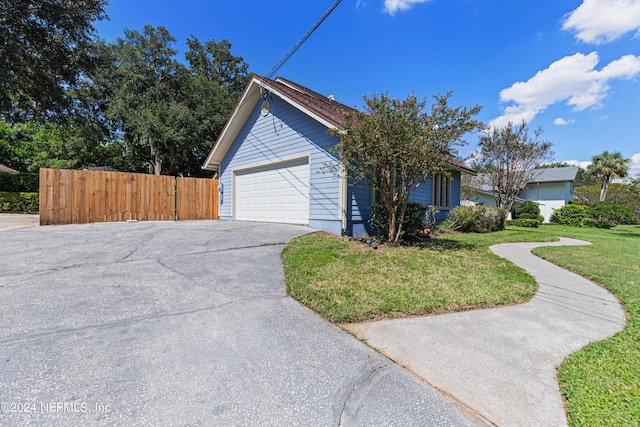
[0, 221, 481, 426]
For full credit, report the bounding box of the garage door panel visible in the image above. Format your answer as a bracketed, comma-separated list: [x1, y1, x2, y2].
[234, 159, 309, 224]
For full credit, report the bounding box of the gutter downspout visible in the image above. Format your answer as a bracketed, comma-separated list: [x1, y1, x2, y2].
[339, 162, 348, 235]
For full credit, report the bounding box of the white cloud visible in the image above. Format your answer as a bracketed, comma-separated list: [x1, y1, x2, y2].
[563, 0, 640, 44]
[554, 118, 575, 125]
[563, 153, 640, 178]
[629, 152, 640, 177]
[489, 52, 640, 129]
[565, 159, 592, 170]
[384, 0, 430, 15]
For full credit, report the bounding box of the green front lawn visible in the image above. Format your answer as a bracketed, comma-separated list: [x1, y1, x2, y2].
[530, 226, 640, 427]
[282, 230, 556, 323]
[281, 225, 640, 426]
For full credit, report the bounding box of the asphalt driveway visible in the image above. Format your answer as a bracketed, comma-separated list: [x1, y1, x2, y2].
[0, 221, 481, 426]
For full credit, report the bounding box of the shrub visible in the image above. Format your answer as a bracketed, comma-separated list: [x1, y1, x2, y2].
[507, 218, 541, 228]
[0, 192, 39, 212]
[517, 213, 545, 222]
[586, 201, 637, 226]
[0, 172, 39, 192]
[583, 217, 615, 229]
[439, 205, 507, 233]
[550, 204, 587, 226]
[369, 201, 428, 241]
[514, 200, 540, 219]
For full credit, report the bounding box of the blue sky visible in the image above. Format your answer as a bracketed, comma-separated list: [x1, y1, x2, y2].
[95, 0, 640, 177]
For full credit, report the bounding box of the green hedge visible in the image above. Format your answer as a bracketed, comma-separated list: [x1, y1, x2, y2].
[586, 201, 637, 226]
[0, 192, 39, 212]
[0, 172, 39, 192]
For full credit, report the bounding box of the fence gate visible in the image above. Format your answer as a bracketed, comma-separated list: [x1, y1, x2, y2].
[39, 168, 218, 225]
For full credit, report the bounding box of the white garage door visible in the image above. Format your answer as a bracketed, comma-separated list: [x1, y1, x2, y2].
[234, 158, 310, 224]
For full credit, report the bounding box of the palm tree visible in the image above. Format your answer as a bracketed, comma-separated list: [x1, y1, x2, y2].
[587, 151, 630, 201]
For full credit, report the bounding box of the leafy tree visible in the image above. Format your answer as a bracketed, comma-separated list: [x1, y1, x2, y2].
[0, 122, 73, 172]
[586, 151, 630, 201]
[177, 36, 249, 176]
[330, 92, 482, 244]
[538, 162, 571, 168]
[98, 27, 249, 176]
[103, 25, 184, 175]
[0, 0, 107, 120]
[472, 121, 554, 211]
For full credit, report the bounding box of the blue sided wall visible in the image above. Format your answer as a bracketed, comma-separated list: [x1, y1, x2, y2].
[217, 93, 344, 235]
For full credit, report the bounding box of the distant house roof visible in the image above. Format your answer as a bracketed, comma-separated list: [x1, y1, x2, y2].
[470, 166, 579, 193]
[0, 164, 18, 173]
[202, 74, 475, 174]
[527, 166, 579, 183]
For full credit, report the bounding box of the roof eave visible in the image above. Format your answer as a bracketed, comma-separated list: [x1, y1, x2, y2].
[201, 76, 263, 172]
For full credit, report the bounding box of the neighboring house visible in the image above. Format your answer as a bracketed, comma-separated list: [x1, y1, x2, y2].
[202, 74, 474, 236]
[464, 166, 579, 222]
[0, 164, 18, 173]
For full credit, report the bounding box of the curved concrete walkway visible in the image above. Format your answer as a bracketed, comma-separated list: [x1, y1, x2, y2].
[345, 237, 627, 427]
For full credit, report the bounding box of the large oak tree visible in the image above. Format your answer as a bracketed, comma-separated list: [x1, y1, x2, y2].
[0, 0, 107, 120]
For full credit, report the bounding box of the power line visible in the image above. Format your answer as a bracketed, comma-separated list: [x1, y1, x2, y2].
[266, 0, 342, 79]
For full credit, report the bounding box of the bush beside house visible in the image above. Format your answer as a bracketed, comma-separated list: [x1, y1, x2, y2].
[440, 205, 507, 233]
[0, 192, 39, 212]
[0, 172, 39, 213]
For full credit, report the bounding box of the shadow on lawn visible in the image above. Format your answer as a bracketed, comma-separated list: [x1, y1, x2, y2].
[411, 237, 476, 251]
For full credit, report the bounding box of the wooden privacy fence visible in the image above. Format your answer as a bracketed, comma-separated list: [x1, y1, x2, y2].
[39, 168, 218, 225]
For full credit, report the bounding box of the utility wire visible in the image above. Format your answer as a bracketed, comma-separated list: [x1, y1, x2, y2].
[266, 0, 342, 79]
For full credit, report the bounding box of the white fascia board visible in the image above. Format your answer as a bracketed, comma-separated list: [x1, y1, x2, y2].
[201, 78, 263, 171]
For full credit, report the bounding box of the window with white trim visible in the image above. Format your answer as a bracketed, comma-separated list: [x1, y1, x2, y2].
[432, 174, 451, 209]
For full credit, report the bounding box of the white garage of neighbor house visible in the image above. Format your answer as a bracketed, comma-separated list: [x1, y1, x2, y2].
[202, 74, 473, 236]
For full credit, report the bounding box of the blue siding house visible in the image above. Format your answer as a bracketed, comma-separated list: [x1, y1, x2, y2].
[202, 75, 473, 236]
[464, 167, 579, 222]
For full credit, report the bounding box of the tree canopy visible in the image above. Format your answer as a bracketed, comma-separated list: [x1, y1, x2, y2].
[0, 0, 108, 121]
[0, 20, 249, 176]
[330, 92, 482, 243]
[472, 121, 554, 211]
[93, 25, 250, 176]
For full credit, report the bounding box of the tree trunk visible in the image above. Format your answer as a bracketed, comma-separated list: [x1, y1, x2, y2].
[149, 138, 162, 176]
[600, 176, 609, 201]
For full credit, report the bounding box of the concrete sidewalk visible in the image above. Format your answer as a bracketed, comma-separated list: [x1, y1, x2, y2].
[0, 213, 39, 231]
[345, 237, 626, 427]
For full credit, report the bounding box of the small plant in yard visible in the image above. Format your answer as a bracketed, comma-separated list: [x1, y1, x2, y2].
[550, 204, 587, 226]
[422, 205, 440, 236]
[513, 200, 543, 222]
[369, 201, 428, 242]
[439, 205, 507, 233]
